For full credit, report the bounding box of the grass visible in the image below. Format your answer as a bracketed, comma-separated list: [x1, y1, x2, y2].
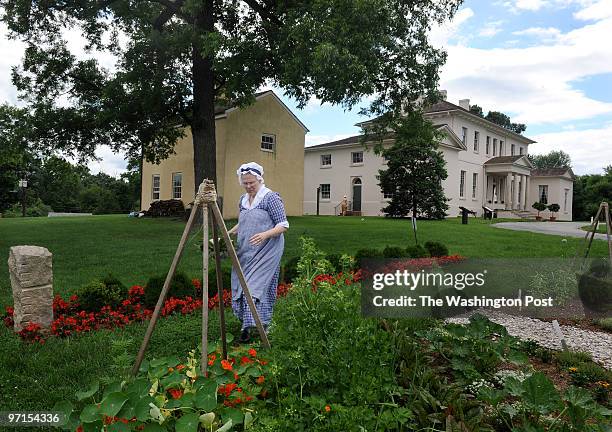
[581, 224, 612, 234]
[0, 214, 609, 418]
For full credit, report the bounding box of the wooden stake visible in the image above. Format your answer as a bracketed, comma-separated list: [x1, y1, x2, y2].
[604, 203, 612, 267]
[211, 212, 228, 359]
[131, 202, 200, 376]
[201, 204, 209, 375]
[209, 202, 271, 348]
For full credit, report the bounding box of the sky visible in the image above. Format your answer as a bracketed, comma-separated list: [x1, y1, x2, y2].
[1, 0, 611, 176]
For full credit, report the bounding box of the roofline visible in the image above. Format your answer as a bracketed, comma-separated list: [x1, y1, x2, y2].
[437, 124, 467, 151]
[531, 167, 575, 180]
[221, 90, 309, 132]
[484, 155, 534, 169]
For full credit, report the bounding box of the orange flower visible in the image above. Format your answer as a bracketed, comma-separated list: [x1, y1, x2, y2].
[221, 359, 233, 371]
[168, 388, 184, 399]
[248, 348, 257, 357]
[324, 405, 331, 412]
[208, 359, 215, 366]
[76, 426, 84, 432]
[168, 367, 174, 373]
[256, 375, 265, 385]
[569, 367, 578, 372]
[176, 364, 185, 371]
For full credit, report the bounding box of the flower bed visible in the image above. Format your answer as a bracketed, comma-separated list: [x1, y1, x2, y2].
[2, 280, 293, 343]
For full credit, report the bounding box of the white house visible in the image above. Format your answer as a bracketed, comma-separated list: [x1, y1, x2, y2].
[303, 96, 574, 220]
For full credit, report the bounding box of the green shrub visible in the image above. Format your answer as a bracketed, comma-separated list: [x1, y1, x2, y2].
[198, 265, 231, 297]
[405, 244, 429, 258]
[281, 256, 300, 283]
[555, 350, 593, 367]
[424, 241, 449, 257]
[594, 317, 612, 331]
[578, 259, 612, 313]
[3, 198, 53, 218]
[77, 276, 126, 312]
[354, 248, 383, 267]
[143, 272, 195, 307]
[382, 246, 406, 258]
[326, 253, 342, 272]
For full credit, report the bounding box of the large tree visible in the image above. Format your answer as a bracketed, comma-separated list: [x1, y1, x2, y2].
[468, 104, 526, 134]
[528, 150, 572, 169]
[1, 0, 460, 199]
[376, 110, 448, 220]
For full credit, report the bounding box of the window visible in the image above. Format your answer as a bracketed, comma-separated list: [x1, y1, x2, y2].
[511, 144, 515, 156]
[473, 131, 479, 152]
[261, 134, 275, 152]
[460, 170, 466, 198]
[172, 172, 182, 199]
[538, 185, 548, 204]
[519, 147, 524, 155]
[564, 189, 569, 212]
[320, 184, 330, 200]
[152, 175, 160, 200]
[486, 136, 490, 155]
[500, 140, 504, 155]
[493, 138, 498, 156]
[462, 127, 468, 145]
[351, 151, 363, 164]
[472, 173, 478, 199]
[321, 154, 332, 166]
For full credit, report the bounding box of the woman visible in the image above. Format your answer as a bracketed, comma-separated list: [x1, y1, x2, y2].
[228, 162, 289, 343]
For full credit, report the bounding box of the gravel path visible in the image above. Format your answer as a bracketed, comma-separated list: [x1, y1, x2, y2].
[446, 310, 612, 370]
[493, 221, 610, 240]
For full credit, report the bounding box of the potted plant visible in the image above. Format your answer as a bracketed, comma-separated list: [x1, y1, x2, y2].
[532, 202, 547, 221]
[548, 203, 560, 221]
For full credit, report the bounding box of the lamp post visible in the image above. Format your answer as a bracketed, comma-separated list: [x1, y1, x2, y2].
[316, 186, 320, 216]
[19, 179, 27, 217]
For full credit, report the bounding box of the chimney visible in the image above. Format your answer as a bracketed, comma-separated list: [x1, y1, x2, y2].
[458, 99, 470, 110]
[439, 90, 447, 100]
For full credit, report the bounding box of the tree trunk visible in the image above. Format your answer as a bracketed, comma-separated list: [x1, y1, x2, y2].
[191, 0, 217, 199]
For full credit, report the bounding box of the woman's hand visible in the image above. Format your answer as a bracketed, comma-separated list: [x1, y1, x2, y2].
[249, 231, 269, 246]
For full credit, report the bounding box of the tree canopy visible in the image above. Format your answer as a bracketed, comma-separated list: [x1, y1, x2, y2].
[528, 150, 572, 169]
[1, 0, 461, 199]
[468, 104, 526, 134]
[376, 110, 448, 220]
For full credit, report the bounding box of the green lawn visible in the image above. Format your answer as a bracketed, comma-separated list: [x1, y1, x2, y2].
[0, 214, 608, 417]
[581, 224, 612, 234]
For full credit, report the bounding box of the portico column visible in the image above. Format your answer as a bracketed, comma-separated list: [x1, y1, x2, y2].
[524, 175, 529, 210]
[506, 173, 512, 210]
[513, 173, 519, 210]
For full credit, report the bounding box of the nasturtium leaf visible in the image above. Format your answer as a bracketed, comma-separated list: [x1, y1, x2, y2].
[507, 350, 529, 365]
[143, 424, 166, 432]
[52, 400, 73, 425]
[80, 404, 100, 423]
[199, 412, 215, 427]
[244, 412, 254, 429]
[100, 392, 129, 417]
[59, 413, 80, 431]
[107, 422, 130, 432]
[246, 368, 262, 377]
[139, 359, 150, 373]
[175, 413, 200, 432]
[150, 358, 169, 368]
[521, 372, 562, 415]
[129, 378, 152, 396]
[222, 407, 244, 425]
[102, 382, 123, 399]
[82, 420, 103, 432]
[117, 398, 136, 420]
[161, 371, 184, 388]
[152, 366, 169, 379]
[216, 419, 233, 432]
[195, 381, 217, 411]
[149, 403, 164, 424]
[76, 381, 99, 401]
[135, 396, 154, 421]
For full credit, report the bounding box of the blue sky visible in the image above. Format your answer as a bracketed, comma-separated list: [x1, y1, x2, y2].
[1, 0, 611, 175]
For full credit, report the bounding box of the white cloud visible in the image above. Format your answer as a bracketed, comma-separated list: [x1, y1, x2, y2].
[531, 125, 612, 174]
[84, 146, 128, 177]
[0, 24, 25, 105]
[512, 26, 562, 40]
[428, 7, 474, 46]
[479, 21, 504, 37]
[306, 134, 355, 147]
[574, 0, 612, 20]
[514, 0, 549, 11]
[438, 14, 612, 125]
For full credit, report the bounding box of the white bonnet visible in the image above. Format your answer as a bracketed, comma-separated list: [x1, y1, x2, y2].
[237, 162, 264, 185]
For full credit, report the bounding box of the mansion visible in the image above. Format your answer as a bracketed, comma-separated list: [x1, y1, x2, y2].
[304, 95, 574, 220]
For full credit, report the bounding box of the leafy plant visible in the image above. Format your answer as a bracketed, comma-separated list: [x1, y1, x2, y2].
[382, 246, 406, 258]
[423, 241, 449, 257]
[405, 244, 429, 258]
[144, 272, 195, 308]
[77, 276, 127, 312]
[354, 248, 383, 267]
[532, 201, 547, 217]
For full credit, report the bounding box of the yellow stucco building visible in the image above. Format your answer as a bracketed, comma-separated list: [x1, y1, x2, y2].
[141, 90, 308, 219]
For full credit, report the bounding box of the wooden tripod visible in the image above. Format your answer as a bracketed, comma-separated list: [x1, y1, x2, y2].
[579, 201, 612, 268]
[130, 179, 270, 377]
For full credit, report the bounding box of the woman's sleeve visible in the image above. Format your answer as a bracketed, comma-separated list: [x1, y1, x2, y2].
[268, 193, 289, 229]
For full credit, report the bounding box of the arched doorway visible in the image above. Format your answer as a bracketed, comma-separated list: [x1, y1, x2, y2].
[352, 178, 362, 212]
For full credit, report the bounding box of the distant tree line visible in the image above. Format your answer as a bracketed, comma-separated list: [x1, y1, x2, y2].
[1, 150, 140, 217]
[469, 104, 527, 135]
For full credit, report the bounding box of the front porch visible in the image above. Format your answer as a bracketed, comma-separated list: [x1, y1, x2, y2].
[484, 155, 534, 213]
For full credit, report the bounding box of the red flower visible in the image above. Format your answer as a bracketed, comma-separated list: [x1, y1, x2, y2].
[248, 348, 257, 357]
[221, 359, 233, 371]
[256, 375, 265, 385]
[325, 405, 331, 412]
[168, 388, 184, 399]
[176, 364, 185, 371]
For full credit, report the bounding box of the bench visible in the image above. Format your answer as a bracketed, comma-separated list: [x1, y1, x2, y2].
[482, 206, 498, 220]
